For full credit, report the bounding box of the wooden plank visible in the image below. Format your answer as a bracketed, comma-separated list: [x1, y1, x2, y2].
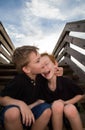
[0, 63, 15, 69]
[0, 69, 17, 75]
[0, 76, 15, 79]
[0, 34, 14, 55]
[65, 20, 85, 32]
[0, 22, 15, 50]
[54, 40, 66, 58]
[53, 31, 69, 55]
[56, 49, 66, 62]
[66, 46, 85, 66]
[0, 57, 8, 64]
[53, 20, 85, 55]
[0, 45, 12, 62]
[64, 35, 85, 49]
[0, 76, 15, 85]
[64, 57, 85, 82]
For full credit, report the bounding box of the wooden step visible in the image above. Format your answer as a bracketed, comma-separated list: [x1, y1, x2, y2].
[0, 64, 15, 69]
[0, 69, 17, 75]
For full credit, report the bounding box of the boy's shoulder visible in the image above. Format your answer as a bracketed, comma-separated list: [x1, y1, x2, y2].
[6, 72, 29, 86]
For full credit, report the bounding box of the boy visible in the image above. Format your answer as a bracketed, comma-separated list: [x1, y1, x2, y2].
[39, 52, 84, 130]
[0, 46, 51, 130]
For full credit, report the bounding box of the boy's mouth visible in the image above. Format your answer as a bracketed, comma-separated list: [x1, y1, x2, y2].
[43, 70, 50, 77]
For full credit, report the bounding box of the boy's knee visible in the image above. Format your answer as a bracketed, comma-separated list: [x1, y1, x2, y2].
[52, 100, 64, 113]
[43, 108, 51, 119]
[4, 107, 20, 122]
[64, 104, 78, 118]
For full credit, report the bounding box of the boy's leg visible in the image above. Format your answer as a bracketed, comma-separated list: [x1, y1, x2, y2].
[0, 103, 51, 130]
[31, 108, 51, 130]
[51, 100, 64, 130]
[64, 104, 83, 130]
[0, 105, 23, 130]
[31, 103, 51, 130]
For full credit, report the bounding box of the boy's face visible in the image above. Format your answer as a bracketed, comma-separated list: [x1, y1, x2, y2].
[41, 56, 56, 80]
[23, 52, 45, 76]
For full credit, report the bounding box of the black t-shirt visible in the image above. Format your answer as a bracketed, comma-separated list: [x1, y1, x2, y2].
[0, 73, 39, 105]
[37, 75, 84, 104]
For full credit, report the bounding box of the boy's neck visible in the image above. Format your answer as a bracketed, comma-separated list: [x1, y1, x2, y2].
[48, 75, 57, 91]
[26, 73, 37, 80]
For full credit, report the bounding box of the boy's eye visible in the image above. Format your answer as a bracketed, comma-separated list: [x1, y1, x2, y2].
[45, 62, 49, 66]
[36, 59, 40, 63]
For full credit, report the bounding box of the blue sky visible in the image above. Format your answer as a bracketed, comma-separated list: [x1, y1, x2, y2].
[0, 0, 85, 53]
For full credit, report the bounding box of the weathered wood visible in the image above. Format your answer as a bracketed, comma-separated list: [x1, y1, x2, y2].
[0, 64, 17, 86]
[53, 20, 85, 122]
[53, 20, 85, 93]
[0, 34, 14, 55]
[0, 45, 12, 62]
[65, 20, 85, 32]
[0, 22, 15, 64]
[0, 22, 15, 50]
[66, 46, 85, 66]
[53, 20, 85, 56]
[64, 57, 85, 83]
[0, 57, 8, 64]
[64, 35, 85, 49]
[0, 69, 17, 75]
[53, 31, 69, 55]
[0, 64, 15, 69]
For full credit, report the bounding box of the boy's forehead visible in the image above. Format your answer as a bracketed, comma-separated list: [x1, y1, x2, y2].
[41, 56, 50, 62]
[41, 55, 49, 59]
[29, 52, 40, 61]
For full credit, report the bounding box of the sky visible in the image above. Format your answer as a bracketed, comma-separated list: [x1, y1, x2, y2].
[0, 0, 85, 53]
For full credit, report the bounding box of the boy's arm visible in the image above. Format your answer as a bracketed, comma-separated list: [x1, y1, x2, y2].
[64, 94, 85, 105]
[28, 99, 45, 109]
[0, 96, 35, 126]
[0, 96, 15, 106]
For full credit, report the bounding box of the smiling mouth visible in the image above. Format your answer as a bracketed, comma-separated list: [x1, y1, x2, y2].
[43, 71, 50, 77]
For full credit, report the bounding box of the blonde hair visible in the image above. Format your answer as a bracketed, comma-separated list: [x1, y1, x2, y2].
[12, 45, 38, 72]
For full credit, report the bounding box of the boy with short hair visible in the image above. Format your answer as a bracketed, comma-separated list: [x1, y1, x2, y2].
[0, 45, 51, 130]
[39, 52, 84, 130]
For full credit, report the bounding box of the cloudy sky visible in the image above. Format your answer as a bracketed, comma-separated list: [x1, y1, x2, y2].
[0, 0, 85, 53]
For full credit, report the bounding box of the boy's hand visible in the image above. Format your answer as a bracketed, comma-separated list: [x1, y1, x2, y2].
[54, 66, 63, 76]
[0, 96, 35, 126]
[37, 99, 45, 104]
[18, 101, 35, 126]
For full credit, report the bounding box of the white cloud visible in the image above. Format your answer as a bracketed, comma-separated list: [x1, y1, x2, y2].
[26, 0, 66, 20]
[3, 0, 85, 53]
[64, 4, 85, 20]
[7, 24, 57, 53]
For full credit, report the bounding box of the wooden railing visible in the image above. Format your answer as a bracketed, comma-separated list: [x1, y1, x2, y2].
[53, 20, 85, 92]
[0, 21, 15, 64]
[52, 20, 85, 128]
[0, 22, 16, 92]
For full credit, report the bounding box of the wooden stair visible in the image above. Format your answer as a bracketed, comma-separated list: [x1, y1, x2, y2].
[0, 64, 17, 93]
[0, 63, 85, 130]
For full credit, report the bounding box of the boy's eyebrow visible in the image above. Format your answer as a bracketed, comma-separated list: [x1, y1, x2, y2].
[30, 56, 41, 63]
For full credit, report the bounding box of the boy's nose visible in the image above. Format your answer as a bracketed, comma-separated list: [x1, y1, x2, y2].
[41, 65, 49, 73]
[41, 64, 46, 73]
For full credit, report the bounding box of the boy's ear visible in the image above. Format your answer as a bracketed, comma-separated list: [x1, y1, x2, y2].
[55, 60, 58, 66]
[22, 66, 30, 74]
